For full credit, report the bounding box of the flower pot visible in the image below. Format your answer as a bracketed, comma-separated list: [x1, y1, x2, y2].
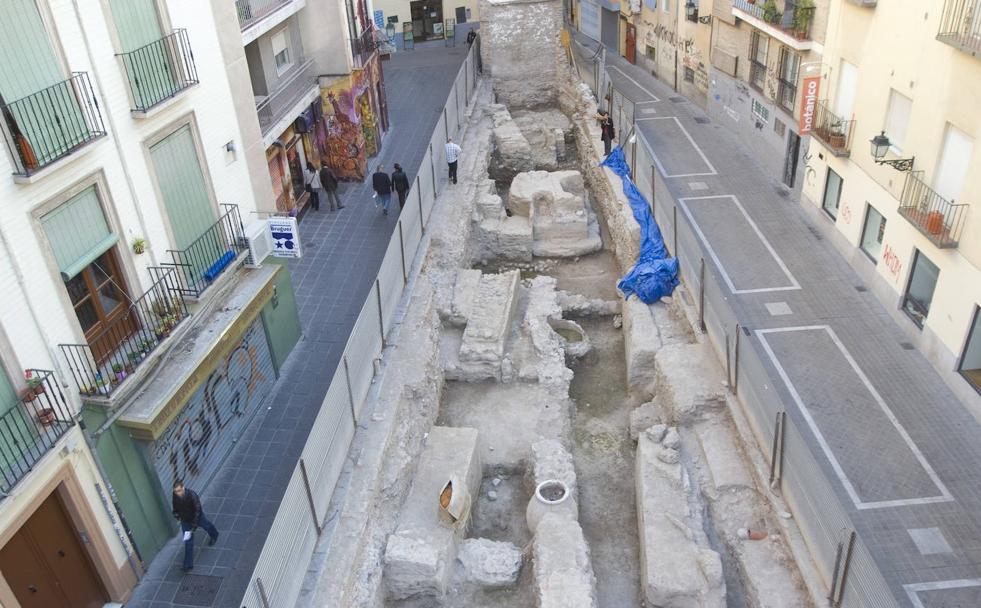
[37, 408, 56, 426]
[526, 479, 576, 533]
[20, 388, 36, 403]
[115, 371, 127, 382]
[925, 211, 945, 235]
[31, 383, 45, 396]
[829, 134, 845, 149]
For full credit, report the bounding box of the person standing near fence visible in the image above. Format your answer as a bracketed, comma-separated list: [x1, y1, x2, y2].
[172, 480, 219, 573]
[304, 161, 322, 211]
[372, 164, 393, 216]
[595, 110, 615, 157]
[391, 163, 410, 210]
[445, 138, 462, 185]
[319, 162, 344, 211]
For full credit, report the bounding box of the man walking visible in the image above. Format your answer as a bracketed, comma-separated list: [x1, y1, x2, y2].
[391, 163, 410, 209]
[372, 164, 393, 216]
[172, 480, 219, 572]
[445, 138, 462, 185]
[319, 162, 344, 211]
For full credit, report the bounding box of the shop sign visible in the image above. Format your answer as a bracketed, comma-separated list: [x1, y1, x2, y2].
[798, 76, 820, 135]
[269, 217, 302, 258]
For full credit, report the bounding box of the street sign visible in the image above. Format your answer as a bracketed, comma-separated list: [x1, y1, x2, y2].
[268, 216, 301, 258]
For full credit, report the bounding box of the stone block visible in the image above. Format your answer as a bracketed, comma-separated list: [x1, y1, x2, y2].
[623, 297, 662, 399]
[655, 341, 727, 424]
[449, 269, 483, 327]
[533, 514, 598, 608]
[458, 271, 520, 380]
[384, 426, 482, 600]
[508, 170, 602, 258]
[456, 538, 523, 589]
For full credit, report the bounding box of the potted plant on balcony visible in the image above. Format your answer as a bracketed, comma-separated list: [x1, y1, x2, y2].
[828, 121, 846, 149]
[762, 0, 781, 24]
[25, 371, 45, 396]
[132, 237, 147, 255]
[37, 408, 56, 426]
[792, 0, 815, 39]
[111, 363, 127, 383]
[20, 386, 37, 402]
[126, 351, 140, 372]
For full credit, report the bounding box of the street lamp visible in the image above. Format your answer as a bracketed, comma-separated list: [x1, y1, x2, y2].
[869, 131, 915, 172]
[685, 0, 698, 21]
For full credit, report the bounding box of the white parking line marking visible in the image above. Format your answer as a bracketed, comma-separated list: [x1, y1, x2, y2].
[609, 65, 661, 102]
[639, 117, 717, 177]
[904, 579, 981, 608]
[757, 325, 954, 510]
[678, 195, 800, 293]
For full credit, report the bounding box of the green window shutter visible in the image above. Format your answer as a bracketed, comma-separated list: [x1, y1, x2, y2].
[108, 0, 162, 51]
[150, 125, 217, 250]
[0, 0, 62, 101]
[42, 186, 119, 280]
[0, 371, 18, 416]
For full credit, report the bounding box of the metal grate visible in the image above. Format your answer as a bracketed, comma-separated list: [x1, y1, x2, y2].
[900, 342, 915, 351]
[855, 285, 868, 292]
[174, 574, 223, 606]
[694, 116, 710, 124]
[670, 96, 686, 103]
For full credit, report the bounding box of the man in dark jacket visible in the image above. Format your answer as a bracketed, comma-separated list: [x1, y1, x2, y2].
[391, 163, 410, 210]
[172, 480, 219, 572]
[372, 164, 393, 216]
[319, 163, 344, 211]
[596, 110, 615, 156]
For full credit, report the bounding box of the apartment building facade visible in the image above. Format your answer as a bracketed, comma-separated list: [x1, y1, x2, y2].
[233, 0, 389, 214]
[0, 0, 301, 604]
[801, 0, 981, 407]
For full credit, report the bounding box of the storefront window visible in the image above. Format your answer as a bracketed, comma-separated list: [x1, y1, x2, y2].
[959, 307, 981, 394]
[902, 250, 939, 327]
[860, 205, 886, 260]
[822, 168, 843, 219]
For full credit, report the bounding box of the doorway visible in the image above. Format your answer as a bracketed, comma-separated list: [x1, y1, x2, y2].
[0, 490, 108, 608]
[600, 8, 618, 51]
[783, 131, 801, 188]
[410, 1, 444, 41]
[625, 23, 637, 64]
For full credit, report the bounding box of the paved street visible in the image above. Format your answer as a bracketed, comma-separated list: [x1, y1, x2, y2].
[575, 32, 981, 606]
[125, 44, 470, 608]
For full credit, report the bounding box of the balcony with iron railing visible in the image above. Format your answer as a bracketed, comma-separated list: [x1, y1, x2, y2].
[351, 26, 380, 69]
[118, 29, 198, 113]
[158, 203, 249, 297]
[0, 369, 75, 495]
[255, 58, 317, 136]
[732, 0, 817, 50]
[1, 72, 106, 177]
[60, 268, 188, 399]
[236, 0, 294, 31]
[899, 171, 969, 248]
[937, 0, 981, 58]
[811, 100, 855, 156]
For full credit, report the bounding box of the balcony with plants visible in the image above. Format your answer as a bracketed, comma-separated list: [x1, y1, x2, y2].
[1, 72, 106, 177]
[811, 100, 855, 156]
[732, 0, 817, 50]
[937, 0, 981, 58]
[898, 171, 969, 249]
[0, 369, 75, 496]
[118, 29, 199, 113]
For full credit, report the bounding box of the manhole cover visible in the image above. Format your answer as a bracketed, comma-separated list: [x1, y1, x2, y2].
[670, 96, 686, 103]
[694, 116, 710, 124]
[900, 342, 915, 350]
[855, 285, 868, 292]
[173, 574, 223, 607]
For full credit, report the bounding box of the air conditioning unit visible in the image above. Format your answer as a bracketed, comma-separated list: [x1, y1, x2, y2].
[244, 219, 273, 267]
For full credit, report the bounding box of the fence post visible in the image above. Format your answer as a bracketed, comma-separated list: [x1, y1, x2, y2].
[443, 107, 448, 141]
[725, 333, 731, 390]
[672, 205, 678, 259]
[255, 578, 271, 608]
[835, 531, 857, 607]
[630, 123, 637, 177]
[375, 278, 385, 347]
[299, 458, 322, 536]
[398, 221, 407, 283]
[343, 356, 357, 423]
[456, 80, 462, 132]
[430, 143, 438, 198]
[733, 324, 741, 393]
[698, 258, 706, 333]
[768, 412, 785, 487]
[651, 165, 656, 216]
[465, 63, 470, 106]
[416, 175, 425, 236]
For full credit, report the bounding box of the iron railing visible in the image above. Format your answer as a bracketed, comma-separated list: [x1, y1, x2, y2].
[938, 0, 981, 57]
[59, 268, 188, 398]
[256, 58, 317, 135]
[236, 0, 292, 30]
[161, 203, 248, 297]
[0, 72, 106, 176]
[899, 171, 969, 248]
[0, 369, 75, 495]
[749, 59, 767, 90]
[733, 0, 766, 20]
[118, 29, 198, 112]
[351, 27, 378, 69]
[733, 0, 815, 40]
[846, 0, 876, 6]
[812, 100, 855, 156]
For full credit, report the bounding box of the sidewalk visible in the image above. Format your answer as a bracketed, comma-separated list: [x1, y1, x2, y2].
[124, 45, 471, 608]
[575, 32, 981, 607]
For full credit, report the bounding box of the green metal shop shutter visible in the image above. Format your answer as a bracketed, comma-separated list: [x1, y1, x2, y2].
[148, 317, 276, 497]
[150, 125, 217, 250]
[41, 186, 118, 280]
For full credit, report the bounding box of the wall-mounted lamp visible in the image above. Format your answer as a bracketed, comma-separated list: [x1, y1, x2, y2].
[869, 131, 914, 172]
[225, 140, 236, 153]
[698, 14, 712, 24]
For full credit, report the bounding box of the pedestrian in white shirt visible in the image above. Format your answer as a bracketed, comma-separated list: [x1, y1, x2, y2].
[304, 161, 322, 212]
[445, 138, 462, 185]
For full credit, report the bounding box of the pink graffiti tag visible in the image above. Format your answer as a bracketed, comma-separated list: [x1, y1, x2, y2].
[882, 244, 902, 281]
[840, 204, 852, 224]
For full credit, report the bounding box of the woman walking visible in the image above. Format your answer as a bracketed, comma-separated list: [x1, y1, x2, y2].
[304, 161, 322, 211]
[391, 163, 410, 210]
[372, 164, 393, 216]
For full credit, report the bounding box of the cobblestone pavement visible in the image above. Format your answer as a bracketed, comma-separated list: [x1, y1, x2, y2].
[574, 31, 981, 607]
[125, 44, 470, 608]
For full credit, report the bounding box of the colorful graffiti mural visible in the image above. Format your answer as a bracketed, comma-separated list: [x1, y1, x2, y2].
[319, 57, 385, 182]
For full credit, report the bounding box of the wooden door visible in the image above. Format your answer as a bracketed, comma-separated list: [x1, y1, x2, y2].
[0, 492, 107, 608]
[625, 23, 636, 64]
[65, 248, 135, 365]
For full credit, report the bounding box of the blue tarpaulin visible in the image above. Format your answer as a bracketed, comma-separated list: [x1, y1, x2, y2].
[601, 147, 679, 303]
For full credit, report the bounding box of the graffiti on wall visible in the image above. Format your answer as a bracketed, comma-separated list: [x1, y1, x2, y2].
[151, 320, 273, 495]
[681, 37, 709, 93]
[319, 58, 383, 181]
[882, 244, 903, 282]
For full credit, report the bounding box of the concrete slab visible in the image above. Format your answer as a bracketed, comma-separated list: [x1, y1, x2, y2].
[532, 514, 598, 608]
[458, 271, 520, 380]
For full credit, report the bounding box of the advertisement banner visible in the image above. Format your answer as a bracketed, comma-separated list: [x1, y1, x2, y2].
[798, 76, 820, 135]
[269, 216, 302, 259]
